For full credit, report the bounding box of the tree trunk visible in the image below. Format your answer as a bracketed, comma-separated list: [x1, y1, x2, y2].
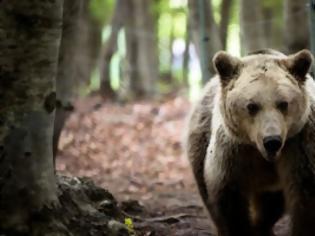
[53, 0, 83, 158]
[262, 6, 273, 47]
[240, 0, 266, 54]
[120, 0, 140, 100]
[75, 0, 102, 87]
[0, 0, 62, 233]
[99, 0, 126, 100]
[188, 0, 222, 77]
[121, 0, 159, 100]
[134, 0, 159, 97]
[259, 1, 284, 52]
[182, 17, 191, 87]
[219, 0, 233, 50]
[284, 0, 310, 53]
[169, 12, 175, 79]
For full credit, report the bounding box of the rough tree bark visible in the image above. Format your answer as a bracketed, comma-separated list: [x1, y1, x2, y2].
[54, 0, 83, 158]
[0, 0, 62, 233]
[99, 0, 126, 99]
[284, 0, 310, 53]
[188, 0, 222, 75]
[240, 0, 266, 54]
[0, 1, 135, 235]
[219, 0, 233, 50]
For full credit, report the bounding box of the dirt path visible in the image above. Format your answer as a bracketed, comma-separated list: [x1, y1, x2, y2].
[56, 96, 289, 236]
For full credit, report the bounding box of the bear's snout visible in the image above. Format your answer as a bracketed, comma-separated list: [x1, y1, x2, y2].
[263, 135, 282, 157]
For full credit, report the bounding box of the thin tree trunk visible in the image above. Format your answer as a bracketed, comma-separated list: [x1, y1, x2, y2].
[240, 0, 266, 54]
[121, 0, 141, 100]
[260, 1, 284, 51]
[284, 0, 309, 53]
[188, 0, 222, 76]
[169, 13, 175, 79]
[134, 0, 159, 97]
[53, 0, 83, 158]
[75, 0, 102, 87]
[99, 0, 126, 99]
[122, 0, 159, 100]
[219, 0, 233, 49]
[182, 17, 191, 87]
[262, 6, 273, 47]
[0, 0, 62, 233]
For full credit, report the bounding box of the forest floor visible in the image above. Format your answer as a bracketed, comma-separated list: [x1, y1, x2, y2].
[56, 95, 289, 236]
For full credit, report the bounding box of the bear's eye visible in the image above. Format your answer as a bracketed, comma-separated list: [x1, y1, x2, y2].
[247, 103, 260, 116]
[277, 101, 288, 112]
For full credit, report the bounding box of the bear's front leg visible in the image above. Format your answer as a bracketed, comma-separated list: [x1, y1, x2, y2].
[206, 182, 252, 236]
[279, 131, 315, 236]
[204, 128, 252, 236]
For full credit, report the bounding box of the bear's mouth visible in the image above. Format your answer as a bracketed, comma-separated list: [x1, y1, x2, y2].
[257, 145, 281, 162]
[265, 154, 277, 162]
[264, 151, 280, 162]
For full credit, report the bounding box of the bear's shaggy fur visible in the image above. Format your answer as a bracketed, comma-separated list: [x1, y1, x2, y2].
[184, 49, 315, 236]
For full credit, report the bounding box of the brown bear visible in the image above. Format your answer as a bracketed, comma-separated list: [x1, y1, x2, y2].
[184, 49, 315, 236]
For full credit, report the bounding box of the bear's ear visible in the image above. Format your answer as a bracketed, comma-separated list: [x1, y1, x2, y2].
[213, 51, 241, 85]
[281, 49, 314, 82]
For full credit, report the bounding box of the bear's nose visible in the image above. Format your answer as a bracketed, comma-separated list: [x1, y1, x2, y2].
[263, 136, 282, 155]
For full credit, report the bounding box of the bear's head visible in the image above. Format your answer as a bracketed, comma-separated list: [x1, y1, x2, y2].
[213, 49, 313, 161]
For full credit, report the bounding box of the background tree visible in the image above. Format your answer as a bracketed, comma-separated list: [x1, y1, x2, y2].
[0, 0, 62, 233]
[284, 0, 310, 53]
[240, 0, 266, 53]
[99, 0, 126, 99]
[261, 0, 283, 51]
[54, 0, 83, 158]
[75, 0, 103, 88]
[219, 0, 233, 49]
[133, 0, 159, 97]
[118, 0, 159, 100]
[182, 18, 191, 86]
[188, 0, 222, 76]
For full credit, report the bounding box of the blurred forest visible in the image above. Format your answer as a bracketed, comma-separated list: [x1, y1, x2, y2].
[0, 0, 313, 235]
[65, 0, 310, 103]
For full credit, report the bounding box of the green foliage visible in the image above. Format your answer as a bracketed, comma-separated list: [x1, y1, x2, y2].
[263, 0, 282, 9]
[89, 0, 114, 25]
[173, 12, 187, 37]
[124, 217, 136, 235]
[229, 0, 240, 25]
[212, 0, 222, 23]
[153, 0, 170, 14]
[157, 0, 187, 74]
[262, 0, 283, 30]
[226, 0, 240, 55]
